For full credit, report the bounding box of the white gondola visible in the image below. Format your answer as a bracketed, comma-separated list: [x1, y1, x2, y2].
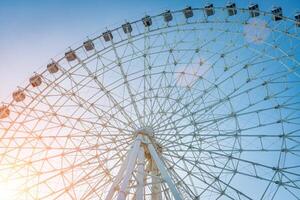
[83, 40, 95, 51]
[204, 3, 215, 17]
[0, 106, 10, 119]
[295, 12, 300, 27]
[163, 10, 173, 22]
[122, 22, 132, 33]
[248, 3, 259, 17]
[226, 2, 237, 16]
[103, 31, 113, 42]
[142, 16, 152, 27]
[65, 50, 77, 62]
[12, 90, 26, 102]
[47, 62, 59, 73]
[30, 74, 42, 87]
[271, 7, 283, 21]
[183, 7, 193, 19]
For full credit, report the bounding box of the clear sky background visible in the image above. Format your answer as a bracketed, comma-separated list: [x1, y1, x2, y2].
[0, 0, 300, 101]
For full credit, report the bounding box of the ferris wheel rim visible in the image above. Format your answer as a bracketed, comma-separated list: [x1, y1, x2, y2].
[1, 4, 299, 108]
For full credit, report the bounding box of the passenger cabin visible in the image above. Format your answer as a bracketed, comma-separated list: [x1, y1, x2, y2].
[83, 40, 95, 51]
[204, 3, 215, 17]
[13, 90, 26, 102]
[103, 31, 113, 42]
[295, 12, 300, 27]
[0, 106, 9, 119]
[47, 62, 59, 73]
[30, 75, 42, 87]
[226, 2, 237, 16]
[65, 50, 77, 62]
[248, 4, 260, 17]
[142, 16, 152, 27]
[183, 7, 193, 19]
[271, 7, 283, 21]
[163, 10, 173, 22]
[122, 23, 132, 33]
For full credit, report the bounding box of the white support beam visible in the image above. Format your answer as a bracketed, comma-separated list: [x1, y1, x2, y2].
[105, 133, 182, 200]
[151, 159, 162, 200]
[116, 136, 142, 200]
[146, 140, 183, 200]
[136, 146, 145, 200]
[105, 135, 142, 200]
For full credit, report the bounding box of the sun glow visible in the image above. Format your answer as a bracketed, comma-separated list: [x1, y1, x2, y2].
[243, 18, 270, 44]
[0, 179, 21, 200]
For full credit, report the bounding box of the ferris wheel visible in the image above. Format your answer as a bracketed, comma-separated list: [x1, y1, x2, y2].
[0, 2, 300, 200]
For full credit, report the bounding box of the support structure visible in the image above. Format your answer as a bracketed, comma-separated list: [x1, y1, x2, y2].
[105, 135, 142, 200]
[136, 146, 145, 200]
[146, 138, 182, 200]
[104, 129, 182, 200]
[149, 158, 162, 200]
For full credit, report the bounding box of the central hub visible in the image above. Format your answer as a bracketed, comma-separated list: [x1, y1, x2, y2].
[135, 127, 162, 157]
[135, 127, 154, 138]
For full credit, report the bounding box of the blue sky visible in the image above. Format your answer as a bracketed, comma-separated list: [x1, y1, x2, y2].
[0, 0, 300, 100]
